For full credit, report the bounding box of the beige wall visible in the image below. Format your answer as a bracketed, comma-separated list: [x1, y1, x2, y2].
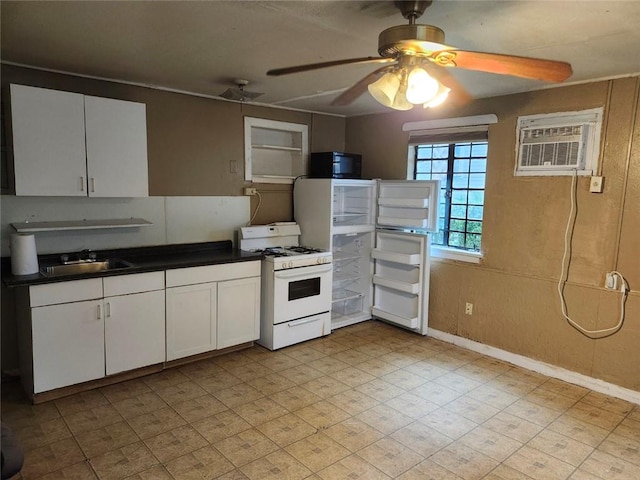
[346, 78, 640, 391]
[0, 64, 346, 224]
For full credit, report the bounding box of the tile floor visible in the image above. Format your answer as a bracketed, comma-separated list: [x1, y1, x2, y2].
[2, 320, 640, 480]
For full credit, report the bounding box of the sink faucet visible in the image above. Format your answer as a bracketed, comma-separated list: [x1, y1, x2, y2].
[61, 249, 97, 264]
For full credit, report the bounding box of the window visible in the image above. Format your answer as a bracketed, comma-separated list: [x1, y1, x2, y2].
[403, 115, 496, 261]
[413, 141, 487, 251]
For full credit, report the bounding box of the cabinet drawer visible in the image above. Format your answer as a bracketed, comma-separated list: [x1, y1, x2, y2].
[30, 278, 103, 307]
[166, 261, 261, 288]
[103, 271, 164, 297]
[271, 313, 331, 350]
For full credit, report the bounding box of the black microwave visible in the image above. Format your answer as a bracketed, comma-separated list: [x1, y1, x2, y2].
[309, 152, 362, 179]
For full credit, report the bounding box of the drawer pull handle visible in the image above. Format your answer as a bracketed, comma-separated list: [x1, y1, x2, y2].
[288, 317, 321, 327]
[97, 304, 102, 319]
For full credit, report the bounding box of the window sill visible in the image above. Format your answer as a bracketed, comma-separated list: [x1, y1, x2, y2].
[431, 246, 482, 264]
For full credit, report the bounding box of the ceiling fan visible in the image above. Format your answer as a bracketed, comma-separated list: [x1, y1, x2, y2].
[267, 0, 573, 110]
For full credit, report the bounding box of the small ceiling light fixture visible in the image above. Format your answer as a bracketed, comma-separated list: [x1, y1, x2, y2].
[368, 56, 450, 110]
[219, 79, 264, 102]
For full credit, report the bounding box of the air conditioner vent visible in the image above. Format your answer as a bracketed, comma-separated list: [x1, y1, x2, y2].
[515, 109, 603, 177]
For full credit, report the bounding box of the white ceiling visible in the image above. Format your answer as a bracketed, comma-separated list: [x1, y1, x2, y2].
[2, 1, 640, 117]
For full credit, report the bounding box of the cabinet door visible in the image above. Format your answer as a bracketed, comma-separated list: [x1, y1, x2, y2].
[166, 283, 217, 361]
[32, 300, 104, 393]
[217, 276, 261, 349]
[10, 84, 87, 196]
[84, 95, 148, 197]
[105, 290, 165, 375]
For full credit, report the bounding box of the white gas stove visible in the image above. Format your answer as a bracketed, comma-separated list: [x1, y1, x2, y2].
[240, 224, 332, 270]
[239, 223, 332, 350]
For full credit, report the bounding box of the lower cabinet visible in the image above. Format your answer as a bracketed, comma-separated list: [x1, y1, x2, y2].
[17, 261, 260, 397]
[165, 261, 261, 361]
[217, 276, 260, 349]
[20, 272, 165, 395]
[166, 282, 217, 361]
[105, 289, 165, 375]
[32, 298, 105, 393]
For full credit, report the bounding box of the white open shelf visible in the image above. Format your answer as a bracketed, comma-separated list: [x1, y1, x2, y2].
[377, 216, 430, 229]
[11, 217, 153, 233]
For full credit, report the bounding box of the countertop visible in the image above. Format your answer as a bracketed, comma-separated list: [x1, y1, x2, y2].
[2, 240, 263, 287]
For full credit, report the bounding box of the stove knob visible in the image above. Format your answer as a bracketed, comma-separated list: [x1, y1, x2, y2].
[281, 262, 287, 270]
[288, 261, 294, 269]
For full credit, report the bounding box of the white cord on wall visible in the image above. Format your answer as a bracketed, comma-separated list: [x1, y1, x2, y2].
[246, 191, 262, 227]
[557, 170, 629, 339]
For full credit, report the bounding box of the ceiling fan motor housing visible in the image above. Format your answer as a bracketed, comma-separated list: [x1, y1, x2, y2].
[378, 24, 446, 57]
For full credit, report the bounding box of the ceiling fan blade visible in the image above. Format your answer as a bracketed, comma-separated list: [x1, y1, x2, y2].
[429, 50, 573, 82]
[331, 65, 397, 106]
[267, 57, 395, 76]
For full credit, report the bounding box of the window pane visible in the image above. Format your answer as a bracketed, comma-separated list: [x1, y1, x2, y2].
[465, 234, 481, 250]
[415, 173, 430, 180]
[416, 162, 432, 173]
[468, 190, 484, 205]
[454, 159, 470, 172]
[451, 205, 467, 218]
[468, 206, 484, 221]
[451, 190, 467, 204]
[452, 174, 468, 188]
[470, 159, 486, 172]
[438, 190, 447, 205]
[467, 221, 483, 233]
[469, 173, 486, 189]
[450, 219, 466, 232]
[454, 143, 471, 157]
[432, 231, 444, 245]
[438, 204, 446, 217]
[471, 143, 488, 156]
[431, 160, 448, 173]
[416, 146, 433, 159]
[431, 173, 447, 183]
[433, 145, 449, 158]
[449, 232, 465, 247]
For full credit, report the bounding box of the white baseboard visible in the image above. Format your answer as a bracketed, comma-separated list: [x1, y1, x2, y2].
[428, 328, 640, 406]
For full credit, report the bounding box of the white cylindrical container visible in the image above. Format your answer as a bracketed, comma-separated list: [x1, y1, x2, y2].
[10, 233, 39, 276]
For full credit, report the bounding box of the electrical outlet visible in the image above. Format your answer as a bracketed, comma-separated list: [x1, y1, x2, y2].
[465, 302, 473, 315]
[590, 176, 604, 193]
[605, 272, 618, 290]
[244, 187, 257, 196]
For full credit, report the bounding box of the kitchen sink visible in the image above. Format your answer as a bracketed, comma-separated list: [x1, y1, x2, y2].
[40, 259, 136, 277]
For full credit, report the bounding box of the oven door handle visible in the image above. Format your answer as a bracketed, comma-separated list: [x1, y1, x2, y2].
[274, 263, 332, 279]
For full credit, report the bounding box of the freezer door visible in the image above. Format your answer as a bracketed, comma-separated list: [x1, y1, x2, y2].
[371, 231, 430, 335]
[376, 180, 440, 232]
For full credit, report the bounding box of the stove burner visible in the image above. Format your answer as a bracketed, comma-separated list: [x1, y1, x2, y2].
[254, 245, 328, 258]
[285, 246, 326, 254]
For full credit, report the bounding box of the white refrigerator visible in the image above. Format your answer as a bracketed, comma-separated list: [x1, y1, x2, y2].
[294, 178, 439, 334]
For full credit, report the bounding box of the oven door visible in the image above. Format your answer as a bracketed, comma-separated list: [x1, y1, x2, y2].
[272, 263, 332, 324]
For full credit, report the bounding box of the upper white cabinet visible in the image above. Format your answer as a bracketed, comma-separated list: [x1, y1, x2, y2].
[244, 117, 308, 184]
[9, 84, 148, 197]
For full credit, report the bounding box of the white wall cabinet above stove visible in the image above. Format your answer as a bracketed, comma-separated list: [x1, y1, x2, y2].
[9, 84, 148, 197]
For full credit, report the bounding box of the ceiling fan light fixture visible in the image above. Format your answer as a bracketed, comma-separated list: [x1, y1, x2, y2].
[423, 83, 450, 108]
[368, 71, 401, 107]
[405, 67, 439, 104]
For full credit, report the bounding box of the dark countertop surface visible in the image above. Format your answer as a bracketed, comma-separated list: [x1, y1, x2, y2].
[2, 240, 263, 287]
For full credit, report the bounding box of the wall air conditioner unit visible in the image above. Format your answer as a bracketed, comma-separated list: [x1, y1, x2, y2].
[515, 108, 603, 177]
